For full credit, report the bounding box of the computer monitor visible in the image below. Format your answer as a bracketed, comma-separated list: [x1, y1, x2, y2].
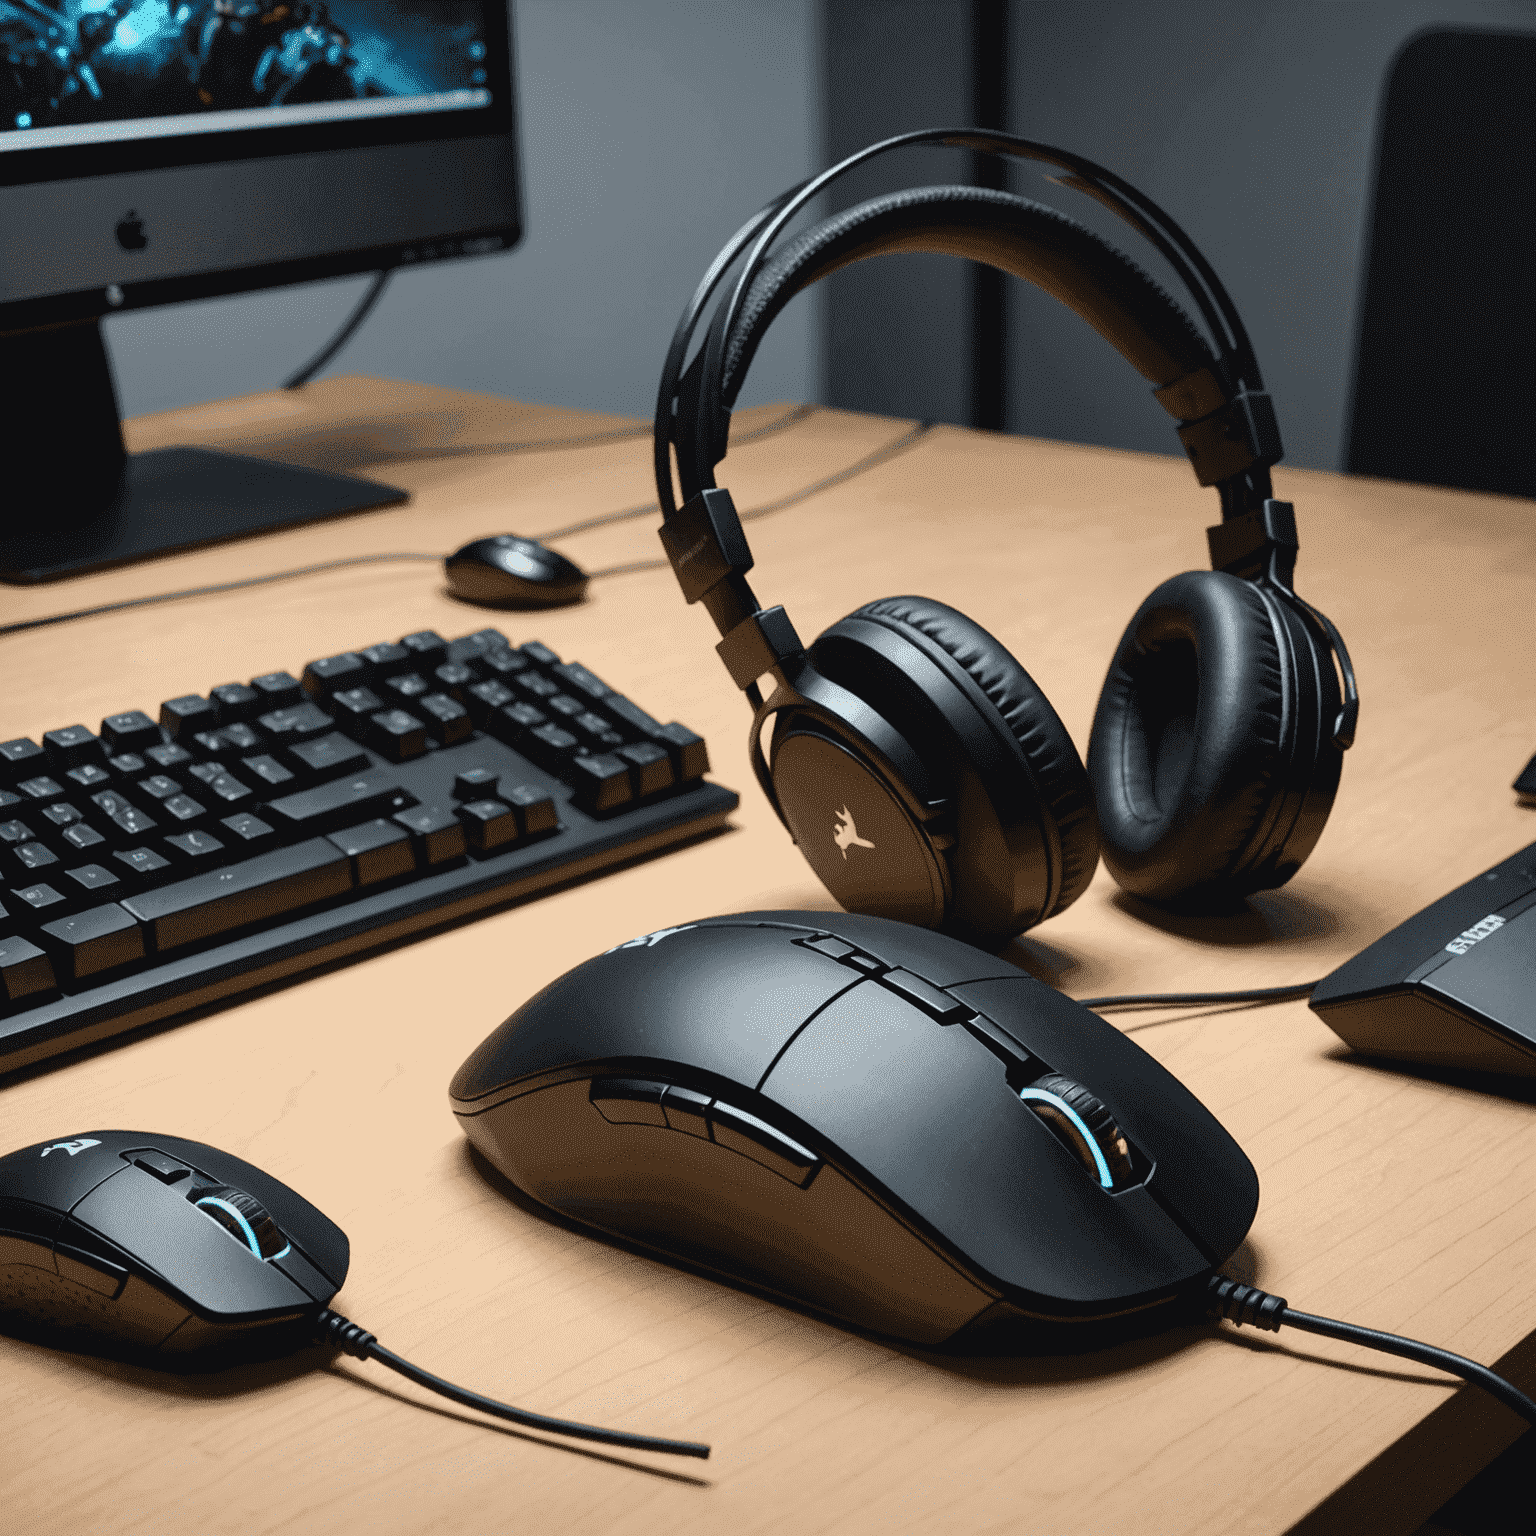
[0, 1, 521, 583]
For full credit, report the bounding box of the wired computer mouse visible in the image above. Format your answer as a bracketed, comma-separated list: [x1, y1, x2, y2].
[0, 1130, 346, 1354]
[450, 911, 1260, 1346]
[0, 1129, 707, 1456]
[444, 535, 588, 609]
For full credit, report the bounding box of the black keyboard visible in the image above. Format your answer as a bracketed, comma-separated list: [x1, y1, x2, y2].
[0, 626, 736, 1074]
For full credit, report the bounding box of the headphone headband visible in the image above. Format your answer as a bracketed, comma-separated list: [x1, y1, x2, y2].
[654, 127, 1277, 521]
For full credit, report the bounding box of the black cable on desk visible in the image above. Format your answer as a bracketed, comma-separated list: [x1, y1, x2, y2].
[316, 1309, 709, 1459]
[284, 270, 394, 390]
[1077, 981, 1320, 1010]
[1207, 1277, 1536, 1428]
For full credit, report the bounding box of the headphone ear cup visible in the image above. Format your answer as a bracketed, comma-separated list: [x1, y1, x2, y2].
[813, 596, 1098, 942]
[1088, 570, 1329, 904]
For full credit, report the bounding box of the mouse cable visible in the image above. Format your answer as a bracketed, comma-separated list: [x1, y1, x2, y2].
[284, 269, 394, 390]
[1077, 980, 1320, 1010]
[583, 418, 936, 581]
[0, 553, 441, 638]
[314, 1308, 710, 1459]
[392, 400, 816, 470]
[1207, 1277, 1536, 1428]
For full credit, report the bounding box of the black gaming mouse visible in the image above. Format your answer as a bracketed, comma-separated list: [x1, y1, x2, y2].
[444, 535, 588, 609]
[0, 1130, 346, 1354]
[450, 911, 1260, 1346]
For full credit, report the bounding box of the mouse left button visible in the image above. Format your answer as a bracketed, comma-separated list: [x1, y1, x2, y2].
[0, 1132, 129, 1213]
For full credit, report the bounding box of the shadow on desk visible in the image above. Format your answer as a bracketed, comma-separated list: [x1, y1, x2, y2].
[1322, 1046, 1536, 1108]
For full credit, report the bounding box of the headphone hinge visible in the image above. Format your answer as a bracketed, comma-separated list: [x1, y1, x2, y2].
[1178, 390, 1282, 487]
[717, 605, 804, 692]
[659, 488, 754, 606]
[1207, 498, 1298, 587]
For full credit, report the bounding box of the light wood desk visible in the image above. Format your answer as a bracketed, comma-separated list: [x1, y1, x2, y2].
[2, 378, 1533, 1535]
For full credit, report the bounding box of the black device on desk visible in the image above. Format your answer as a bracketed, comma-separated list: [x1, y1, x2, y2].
[1310, 840, 1536, 1078]
[654, 129, 1359, 947]
[0, 625, 734, 1074]
[0, 1, 520, 582]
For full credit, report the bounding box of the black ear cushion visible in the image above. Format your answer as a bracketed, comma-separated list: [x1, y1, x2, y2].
[1088, 570, 1294, 902]
[854, 595, 1099, 918]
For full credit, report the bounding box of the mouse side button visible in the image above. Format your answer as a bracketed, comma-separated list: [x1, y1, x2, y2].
[709, 1101, 819, 1186]
[590, 1078, 668, 1126]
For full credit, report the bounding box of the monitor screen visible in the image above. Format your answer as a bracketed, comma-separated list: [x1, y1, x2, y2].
[0, 1, 520, 330]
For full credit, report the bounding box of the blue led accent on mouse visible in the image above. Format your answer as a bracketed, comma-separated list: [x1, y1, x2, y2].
[1017, 1087, 1115, 1189]
[195, 1195, 289, 1261]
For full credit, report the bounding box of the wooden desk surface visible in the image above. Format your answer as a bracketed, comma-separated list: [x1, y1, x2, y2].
[2, 377, 1533, 1535]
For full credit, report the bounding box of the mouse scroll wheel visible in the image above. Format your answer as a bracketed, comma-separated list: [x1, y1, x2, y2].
[1019, 1074, 1135, 1191]
[192, 1185, 290, 1261]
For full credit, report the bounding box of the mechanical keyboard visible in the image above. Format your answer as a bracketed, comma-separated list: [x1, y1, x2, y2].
[0, 626, 737, 1074]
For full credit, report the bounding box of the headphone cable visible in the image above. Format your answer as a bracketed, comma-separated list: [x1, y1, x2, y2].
[1077, 980, 1319, 1010]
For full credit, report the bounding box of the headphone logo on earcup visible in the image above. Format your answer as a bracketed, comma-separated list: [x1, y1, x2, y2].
[833, 806, 876, 860]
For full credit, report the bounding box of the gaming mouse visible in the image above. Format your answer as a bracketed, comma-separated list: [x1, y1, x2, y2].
[0, 1130, 346, 1354]
[444, 535, 589, 609]
[450, 911, 1260, 1346]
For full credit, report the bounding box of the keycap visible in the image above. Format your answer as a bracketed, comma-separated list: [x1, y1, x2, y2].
[258, 703, 335, 743]
[112, 847, 172, 887]
[327, 819, 415, 885]
[605, 695, 666, 740]
[618, 741, 674, 797]
[523, 723, 580, 773]
[330, 687, 384, 735]
[209, 684, 260, 723]
[251, 671, 303, 709]
[467, 627, 511, 652]
[99, 711, 161, 752]
[432, 662, 475, 699]
[106, 753, 146, 778]
[516, 672, 559, 701]
[383, 671, 430, 702]
[220, 813, 276, 851]
[122, 837, 353, 951]
[552, 662, 609, 704]
[240, 754, 296, 792]
[62, 824, 108, 856]
[656, 723, 709, 781]
[301, 653, 366, 697]
[286, 733, 367, 781]
[400, 631, 449, 668]
[265, 769, 416, 834]
[367, 710, 427, 762]
[220, 723, 262, 754]
[163, 831, 224, 868]
[466, 679, 514, 725]
[193, 770, 254, 807]
[418, 694, 470, 744]
[137, 774, 182, 803]
[0, 738, 46, 783]
[474, 648, 528, 681]
[90, 790, 157, 842]
[65, 764, 113, 793]
[0, 790, 21, 811]
[489, 702, 545, 743]
[458, 800, 519, 854]
[42, 725, 104, 770]
[0, 820, 33, 847]
[393, 804, 467, 865]
[40, 802, 84, 831]
[570, 754, 633, 814]
[17, 776, 65, 803]
[0, 935, 55, 1003]
[10, 883, 68, 922]
[10, 842, 59, 877]
[521, 641, 560, 666]
[547, 694, 583, 719]
[161, 795, 207, 827]
[146, 742, 195, 772]
[505, 784, 557, 836]
[573, 711, 623, 748]
[360, 641, 410, 673]
[159, 695, 218, 739]
[62, 864, 122, 902]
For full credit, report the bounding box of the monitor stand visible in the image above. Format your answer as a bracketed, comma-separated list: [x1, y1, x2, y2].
[0, 318, 409, 584]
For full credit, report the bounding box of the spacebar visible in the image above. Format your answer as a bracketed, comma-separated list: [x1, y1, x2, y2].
[122, 838, 353, 952]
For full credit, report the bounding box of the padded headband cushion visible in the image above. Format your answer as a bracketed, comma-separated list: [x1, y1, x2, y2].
[1087, 571, 1291, 903]
[856, 594, 1099, 920]
[717, 186, 1217, 410]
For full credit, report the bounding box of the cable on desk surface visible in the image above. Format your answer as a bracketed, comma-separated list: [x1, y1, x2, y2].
[584, 418, 934, 581]
[1207, 1276, 1536, 1429]
[1077, 980, 1320, 1010]
[283, 269, 394, 391]
[0, 413, 929, 635]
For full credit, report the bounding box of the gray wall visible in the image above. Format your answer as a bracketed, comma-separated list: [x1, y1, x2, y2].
[1001, 0, 1536, 471]
[105, 0, 822, 422]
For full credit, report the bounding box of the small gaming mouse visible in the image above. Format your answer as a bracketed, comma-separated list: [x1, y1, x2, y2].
[445, 535, 588, 609]
[0, 1130, 347, 1354]
[451, 911, 1260, 1346]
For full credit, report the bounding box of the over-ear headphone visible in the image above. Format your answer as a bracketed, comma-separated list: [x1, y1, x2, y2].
[654, 129, 1358, 949]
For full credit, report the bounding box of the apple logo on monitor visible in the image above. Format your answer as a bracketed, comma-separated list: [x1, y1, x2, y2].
[115, 211, 148, 252]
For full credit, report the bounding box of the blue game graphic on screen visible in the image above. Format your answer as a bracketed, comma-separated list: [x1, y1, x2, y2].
[0, 1, 494, 149]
